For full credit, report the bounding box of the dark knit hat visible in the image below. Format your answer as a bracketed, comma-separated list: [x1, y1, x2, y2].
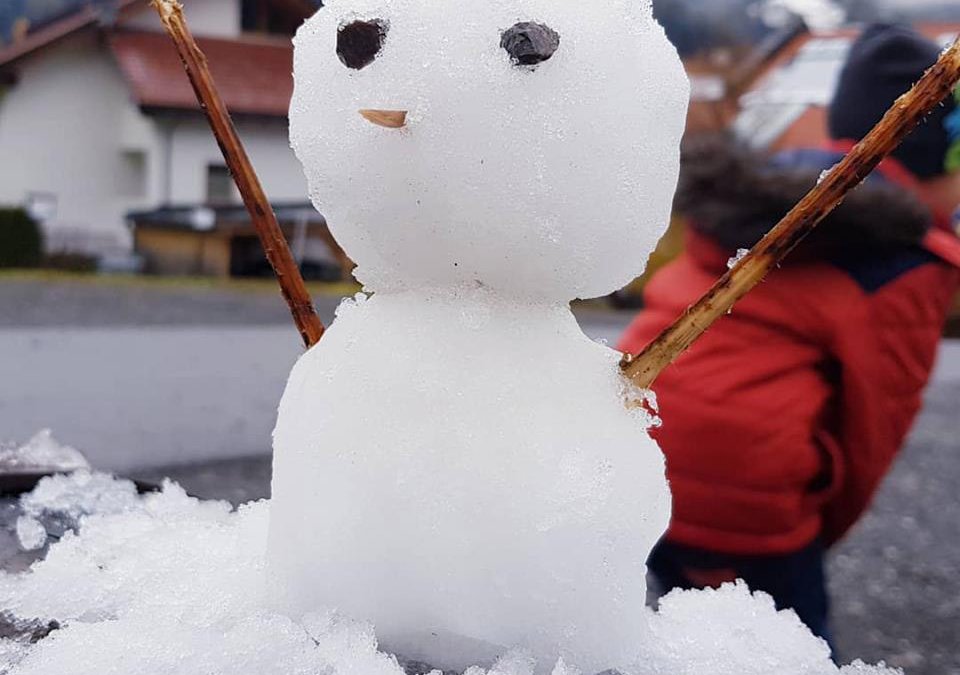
[829, 23, 960, 179]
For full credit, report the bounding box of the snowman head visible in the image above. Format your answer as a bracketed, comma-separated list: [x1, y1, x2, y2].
[290, 0, 689, 303]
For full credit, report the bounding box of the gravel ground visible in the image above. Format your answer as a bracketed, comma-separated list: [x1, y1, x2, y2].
[2, 276, 959, 673]
[827, 377, 960, 673]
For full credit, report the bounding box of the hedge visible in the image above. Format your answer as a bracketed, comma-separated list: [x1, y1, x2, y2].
[0, 207, 43, 268]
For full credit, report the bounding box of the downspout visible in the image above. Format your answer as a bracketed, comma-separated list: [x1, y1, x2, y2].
[160, 118, 176, 205]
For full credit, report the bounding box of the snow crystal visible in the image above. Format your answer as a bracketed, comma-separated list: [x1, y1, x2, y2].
[0, 430, 89, 473]
[727, 248, 750, 270]
[290, 0, 689, 302]
[0, 475, 901, 675]
[818, 165, 839, 185]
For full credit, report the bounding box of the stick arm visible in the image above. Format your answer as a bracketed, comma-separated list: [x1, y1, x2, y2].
[622, 37, 960, 390]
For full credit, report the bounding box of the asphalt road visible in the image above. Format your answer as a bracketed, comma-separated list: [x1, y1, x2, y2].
[0, 278, 628, 471]
[1, 276, 958, 673]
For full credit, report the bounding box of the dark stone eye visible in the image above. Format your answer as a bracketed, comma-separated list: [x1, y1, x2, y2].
[337, 19, 388, 70]
[501, 22, 560, 67]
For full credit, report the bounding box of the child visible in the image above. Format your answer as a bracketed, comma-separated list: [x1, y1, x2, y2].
[619, 24, 960, 643]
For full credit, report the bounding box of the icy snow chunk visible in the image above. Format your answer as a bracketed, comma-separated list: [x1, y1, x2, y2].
[6, 472, 143, 555]
[21, 471, 140, 523]
[290, 0, 689, 302]
[15, 516, 46, 552]
[0, 430, 89, 473]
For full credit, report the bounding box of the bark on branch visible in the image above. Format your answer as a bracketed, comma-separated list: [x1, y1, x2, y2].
[150, 0, 325, 348]
[621, 36, 960, 389]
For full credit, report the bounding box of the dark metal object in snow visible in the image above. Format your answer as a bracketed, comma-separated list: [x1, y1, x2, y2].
[501, 22, 560, 66]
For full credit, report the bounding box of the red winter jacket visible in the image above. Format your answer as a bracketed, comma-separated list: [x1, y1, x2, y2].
[618, 143, 960, 555]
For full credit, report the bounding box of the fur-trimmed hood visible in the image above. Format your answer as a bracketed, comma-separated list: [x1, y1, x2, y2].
[675, 136, 932, 257]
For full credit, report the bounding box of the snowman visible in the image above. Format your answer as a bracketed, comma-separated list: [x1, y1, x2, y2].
[269, 0, 689, 671]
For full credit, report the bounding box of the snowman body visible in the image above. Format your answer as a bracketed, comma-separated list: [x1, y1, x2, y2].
[271, 291, 670, 671]
[269, 0, 689, 670]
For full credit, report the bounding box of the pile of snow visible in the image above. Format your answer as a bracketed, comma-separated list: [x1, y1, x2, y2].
[0, 430, 89, 474]
[0, 473, 900, 674]
[14, 471, 140, 552]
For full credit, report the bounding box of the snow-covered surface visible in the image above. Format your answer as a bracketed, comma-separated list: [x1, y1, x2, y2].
[1, 473, 900, 675]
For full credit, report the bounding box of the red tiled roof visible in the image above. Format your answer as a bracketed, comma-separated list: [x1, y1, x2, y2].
[0, 0, 138, 68]
[109, 30, 293, 117]
[741, 22, 960, 151]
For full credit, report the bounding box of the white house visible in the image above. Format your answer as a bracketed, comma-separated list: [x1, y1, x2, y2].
[0, 0, 318, 265]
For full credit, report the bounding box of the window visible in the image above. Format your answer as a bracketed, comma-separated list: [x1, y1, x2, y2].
[117, 150, 147, 199]
[741, 38, 852, 107]
[240, 0, 308, 36]
[206, 165, 235, 205]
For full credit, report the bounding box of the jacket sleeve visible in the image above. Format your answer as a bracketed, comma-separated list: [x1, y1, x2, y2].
[822, 262, 959, 546]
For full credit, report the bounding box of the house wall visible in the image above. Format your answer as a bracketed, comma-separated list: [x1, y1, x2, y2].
[120, 0, 242, 38]
[134, 228, 232, 276]
[0, 31, 310, 257]
[0, 32, 154, 253]
[165, 117, 308, 206]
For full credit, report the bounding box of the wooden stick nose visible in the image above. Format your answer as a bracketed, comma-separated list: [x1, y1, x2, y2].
[359, 109, 408, 128]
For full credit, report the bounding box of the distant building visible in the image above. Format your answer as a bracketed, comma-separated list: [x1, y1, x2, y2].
[0, 0, 342, 277]
[681, 16, 809, 136]
[733, 22, 960, 151]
